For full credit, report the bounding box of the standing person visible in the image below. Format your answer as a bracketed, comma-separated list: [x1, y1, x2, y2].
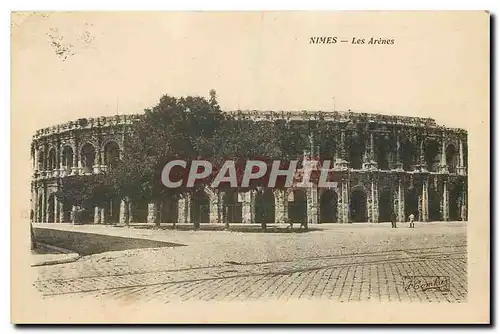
[409, 213, 415, 228]
[391, 211, 397, 228]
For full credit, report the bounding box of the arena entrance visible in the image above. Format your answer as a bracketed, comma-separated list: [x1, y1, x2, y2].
[378, 187, 393, 222]
[254, 188, 275, 224]
[350, 186, 367, 222]
[288, 189, 307, 224]
[223, 190, 242, 223]
[405, 187, 419, 221]
[47, 194, 55, 223]
[319, 189, 338, 223]
[191, 189, 210, 224]
[428, 186, 441, 221]
[448, 183, 462, 221]
[160, 197, 178, 224]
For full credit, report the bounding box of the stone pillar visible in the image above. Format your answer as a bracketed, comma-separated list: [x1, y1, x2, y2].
[441, 179, 450, 221]
[53, 195, 60, 223]
[337, 179, 350, 223]
[71, 139, 79, 175]
[44, 191, 50, 223]
[209, 190, 222, 223]
[71, 205, 78, 224]
[59, 202, 65, 223]
[335, 131, 349, 169]
[460, 187, 468, 221]
[421, 179, 429, 222]
[100, 207, 106, 225]
[240, 190, 256, 224]
[418, 136, 425, 171]
[274, 189, 289, 223]
[177, 194, 191, 224]
[395, 179, 405, 222]
[457, 140, 466, 175]
[147, 202, 158, 224]
[368, 179, 379, 223]
[306, 185, 319, 224]
[119, 198, 129, 225]
[93, 206, 101, 224]
[439, 136, 448, 173]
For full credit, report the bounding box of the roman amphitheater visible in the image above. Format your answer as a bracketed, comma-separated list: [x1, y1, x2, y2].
[30, 110, 468, 226]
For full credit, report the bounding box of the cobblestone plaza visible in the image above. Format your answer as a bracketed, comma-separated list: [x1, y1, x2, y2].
[33, 222, 467, 303]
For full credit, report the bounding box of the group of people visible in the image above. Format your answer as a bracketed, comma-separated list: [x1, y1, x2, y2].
[390, 212, 416, 228]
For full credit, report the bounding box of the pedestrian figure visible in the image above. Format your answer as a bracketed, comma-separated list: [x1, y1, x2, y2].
[391, 211, 397, 228]
[409, 213, 415, 228]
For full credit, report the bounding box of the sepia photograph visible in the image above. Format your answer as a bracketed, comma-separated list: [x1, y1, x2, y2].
[11, 11, 490, 324]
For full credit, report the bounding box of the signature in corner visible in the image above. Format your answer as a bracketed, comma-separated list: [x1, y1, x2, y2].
[403, 276, 450, 292]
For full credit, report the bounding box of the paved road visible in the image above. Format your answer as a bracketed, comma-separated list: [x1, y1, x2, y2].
[33, 222, 467, 303]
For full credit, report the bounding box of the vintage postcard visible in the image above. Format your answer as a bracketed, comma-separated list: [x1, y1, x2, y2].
[11, 11, 490, 324]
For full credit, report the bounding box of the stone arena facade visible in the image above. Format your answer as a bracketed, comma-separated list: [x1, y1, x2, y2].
[30, 111, 468, 225]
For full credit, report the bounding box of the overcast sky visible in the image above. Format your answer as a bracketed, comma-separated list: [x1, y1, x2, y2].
[12, 11, 488, 132]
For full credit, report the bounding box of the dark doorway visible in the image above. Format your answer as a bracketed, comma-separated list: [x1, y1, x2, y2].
[255, 188, 275, 223]
[160, 197, 178, 223]
[191, 190, 210, 224]
[47, 194, 55, 223]
[132, 199, 148, 223]
[350, 186, 367, 222]
[379, 187, 393, 222]
[62, 198, 72, 222]
[428, 186, 441, 221]
[223, 190, 242, 223]
[405, 187, 419, 221]
[289, 189, 307, 223]
[449, 183, 461, 221]
[319, 189, 338, 223]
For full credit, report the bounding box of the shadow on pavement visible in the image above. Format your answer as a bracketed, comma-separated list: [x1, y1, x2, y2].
[34, 228, 186, 256]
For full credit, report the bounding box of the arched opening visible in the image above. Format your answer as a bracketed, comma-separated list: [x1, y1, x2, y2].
[47, 194, 55, 223]
[424, 140, 440, 172]
[104, 141, 120, 169]
[400, 139, 415, 171]
[47, 148, 57, 171]
[449, 183, 462, 221]
[428, 186, 441, 221]
[446, 144, 458, 174]
[319, 189, 338, 223]
[350, 186, 367, 222]
[80, 143, 96, 174]
[62, 146, 74, 170]
[348, 133, 365, 169]
[289, 189, 307, 223]
[379, 187, 393, 222]
[223, 189, 242, 223]
[405, 187, 419, 221]
[132, 199, 148, 223]
[191, 189, 210, 224]
[376, 136, 390, 170]
[160, 197, 178, 223]
[255, 188, 275, 224]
